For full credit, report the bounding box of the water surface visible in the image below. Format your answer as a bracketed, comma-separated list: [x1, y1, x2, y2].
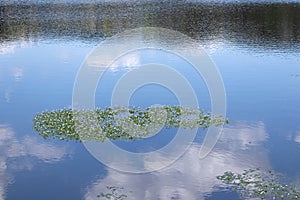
[0, 1, 300, 199]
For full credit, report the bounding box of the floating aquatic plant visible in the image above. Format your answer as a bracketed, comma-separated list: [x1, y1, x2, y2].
[33, 106, 228, 142]
[217, 168, 300, 200]
[97, 186, 130, 200]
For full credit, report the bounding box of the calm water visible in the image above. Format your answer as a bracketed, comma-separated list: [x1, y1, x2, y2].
[1, 1, 300, 199]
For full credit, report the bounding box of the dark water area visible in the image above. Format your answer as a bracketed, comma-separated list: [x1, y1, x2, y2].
[1, 1, 300, 51]
[0, 1, 300, 200]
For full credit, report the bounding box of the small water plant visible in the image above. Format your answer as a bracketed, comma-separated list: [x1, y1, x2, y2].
[97, 186, 130, 200]
[33, 106, 228, 142]
[217, 168, 300, 200]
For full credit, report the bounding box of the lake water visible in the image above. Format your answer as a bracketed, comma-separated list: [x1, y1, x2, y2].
[0, 1, 300, 199]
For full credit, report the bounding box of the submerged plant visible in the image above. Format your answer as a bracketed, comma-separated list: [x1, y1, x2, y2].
[33, 106, 228, 142]
[217, 168, 300, 200]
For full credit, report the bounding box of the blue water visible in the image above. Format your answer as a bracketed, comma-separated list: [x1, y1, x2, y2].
[1, 1, 300, 199]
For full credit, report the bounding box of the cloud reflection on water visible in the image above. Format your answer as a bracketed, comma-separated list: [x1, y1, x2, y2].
[84, 121, 269, 200]
[0, 124, 68, 200]
[295, 132, 300, 143]
[287, 128, 300, 144]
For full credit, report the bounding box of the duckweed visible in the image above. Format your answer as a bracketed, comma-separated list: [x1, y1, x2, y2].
[217, 168, 300, 199]
[97, 186, 130, 200]
[33, 106, 228, 142]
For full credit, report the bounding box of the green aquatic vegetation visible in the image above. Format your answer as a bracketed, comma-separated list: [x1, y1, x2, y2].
[217, 168, 300, 200]
[33, 106, 228, 142]
[97, 186, 130, 200]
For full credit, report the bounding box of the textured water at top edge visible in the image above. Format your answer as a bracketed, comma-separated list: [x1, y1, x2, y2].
[0, 0, 300, 5]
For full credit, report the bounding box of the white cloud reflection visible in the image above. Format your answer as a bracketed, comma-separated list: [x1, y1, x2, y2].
[287, 128, 300, 144]
[0, 44, 16, 55]
[0, 124, 68, 200]
[87, 51, 141, 72]
[295, 133, 300, 143]
[12, 67, 23, 82]
[4, 88, 12, 103]
[0, 67, 24, 103]
[0, 41, 34, 55]
[219, 121, 268, 150]
[84, 121, 270, 200]
[285, 126, 300, 143]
